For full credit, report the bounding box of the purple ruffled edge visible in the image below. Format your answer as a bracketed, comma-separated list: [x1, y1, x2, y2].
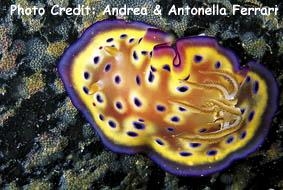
[57, 19, 279, 176]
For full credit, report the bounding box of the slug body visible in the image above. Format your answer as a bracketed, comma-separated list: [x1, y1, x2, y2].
[58, 19, 278, 176]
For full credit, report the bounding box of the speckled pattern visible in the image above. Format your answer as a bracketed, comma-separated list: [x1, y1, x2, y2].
[1, 0, 283, 189]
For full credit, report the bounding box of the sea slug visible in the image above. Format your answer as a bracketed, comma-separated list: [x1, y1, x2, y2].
[58, 19, 278, 176]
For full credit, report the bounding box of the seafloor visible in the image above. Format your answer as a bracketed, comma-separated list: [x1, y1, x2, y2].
[0, 0, 283, 189]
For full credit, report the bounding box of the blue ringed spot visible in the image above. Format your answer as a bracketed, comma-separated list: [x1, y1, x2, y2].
[114, 75, 121, 84]
[133, 121, 145, 130]
[129, 38, 134, 43]
[190, 142, 201, 148]
[167, 127, 174, 132]
[215, 61, 221, 68]
[133, 51, 138, 60]
[96, 94, 103, 103]
[120, 34, 127, 39]
[134, 97, 142, 107]
[115, 102, 123, 109]
[148, 71, 155, 83]
[171, 116, 180, 122]
[104, 64, 111, 72]
[253, 81, 259, 94]
[83, 86, 89, 94]
[108, 120, 116, 128]
[207, 150, 217, 156]
[194, 55, 203, 63]
[99, 114, 104, 121]
[84, 72, 89, 79]
[177, 86, 189, 93]
[163, 64, 171, 72]
[240, 131, 247, 139]
[226, 136, 234, 144]
[93, 56, 100, 64]
[156, 105, 166, 112]
[155, 139, 164, 145]
[136, 75, 141, 86]
[248, 111, 255, 121]
[179, 151, 192, 157]
[106, 38, 114, 42]
[127, 131, 138, 137]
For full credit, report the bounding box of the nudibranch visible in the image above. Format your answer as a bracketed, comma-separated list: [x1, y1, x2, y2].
[58, 19, 278, 176]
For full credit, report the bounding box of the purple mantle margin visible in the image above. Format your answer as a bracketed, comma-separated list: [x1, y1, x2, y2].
[57, 19, 278, 176]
